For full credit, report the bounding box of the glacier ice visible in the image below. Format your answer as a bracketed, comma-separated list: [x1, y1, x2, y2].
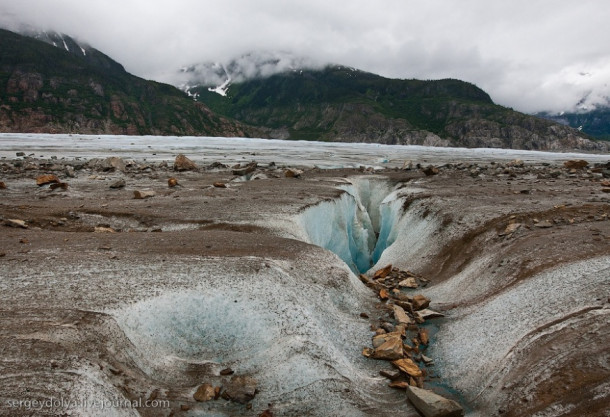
[298, 177, 404, 274]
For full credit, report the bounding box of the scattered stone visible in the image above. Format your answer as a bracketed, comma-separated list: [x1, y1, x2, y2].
[94, 226, 116, 233]
[508, 159, 524, 167]
[167, 177, 179, 187]
[422, 165, 440, 176]
[64, 166, 76, 178]
[133, 190, 156, 199]
[379, 288, 390, 300]
[380, 370, 402, 380]
[193, 383, 216, 402]
[36, 174, 60, 186]
[398, 277, 418, 288]
[232, 162, 257, 176]
[285, 168, 304, 178]
[100, 156, 126, 172]
[418, 309, 445, 319]
[109, 179, 126, 189]
[393, 304, 413, 325]
[389, 380, 410, 389]
[563, 160, 588, 170]
[373, 264, 393, 279]
[421, 354, 434, 365]
[534, 220, 553, 228]
[362, 347, 374, 358]
[0, 181, 6, 189]
[501, 222, 521, 236]
[221, 375, 257, 404]
[372, 333, 404, 360]
[418, 328, 430, 345]
[213, 182, 227, 188]
[16, 152, 25, 157]
[50, 182, 68, 191]
[4, 219, 27, 229]
[173, 154, 198, 171]
[412, 295, 431, 311]
[392, 358, 423, 378]
[220, 367, 234, 376]
[406, 386, 464, 417]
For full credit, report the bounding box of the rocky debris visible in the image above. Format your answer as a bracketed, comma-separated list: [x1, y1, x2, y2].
[221, 375, 258, 404]
[500, 222, 522, 237]
[232, 162, 257, 176]
[285, 168, 303, 178]
[167, 177, 179, 187]
[0, 181, 6, 189]
[133, 190, 156, 199]
[219, 367, 234, 376]
[174, 154, 198, 171]
[193, 383, 218, 402]
[109, 179, 126, 189]
[406, 386, 464, 417]
[360, 264, 464, 413]
[422, 165, 440, 176]
[4, 219, 27, 229]
[213, 182, 227, 188]
[534, 219, 553, 228]
[563, 160, 588, 170]
[36, 174, 60, 186]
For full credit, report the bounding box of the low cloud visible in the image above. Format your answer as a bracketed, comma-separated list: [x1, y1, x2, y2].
[1, 0, 608, 113]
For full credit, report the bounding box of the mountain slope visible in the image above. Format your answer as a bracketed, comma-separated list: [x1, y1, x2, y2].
[0, 29, 251, 136]
[191, 66, 607, 151]
[538, 107, 610, 140]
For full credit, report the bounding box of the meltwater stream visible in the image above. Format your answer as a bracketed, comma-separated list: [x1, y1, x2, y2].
[299, 177, 404, 274]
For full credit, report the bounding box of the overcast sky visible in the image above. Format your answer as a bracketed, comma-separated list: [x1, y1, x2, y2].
[1, 0, 609, 113]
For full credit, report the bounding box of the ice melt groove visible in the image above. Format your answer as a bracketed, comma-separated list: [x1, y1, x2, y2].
[299, 178, 404, 273]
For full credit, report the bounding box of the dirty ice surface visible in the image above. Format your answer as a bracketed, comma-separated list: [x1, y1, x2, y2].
[1, 133, 609, 169]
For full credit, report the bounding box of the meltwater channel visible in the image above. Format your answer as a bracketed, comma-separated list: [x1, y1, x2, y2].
[298, 178, 404, 274]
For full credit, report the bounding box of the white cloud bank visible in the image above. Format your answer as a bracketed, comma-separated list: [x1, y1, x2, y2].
[0, 0, 608, 113]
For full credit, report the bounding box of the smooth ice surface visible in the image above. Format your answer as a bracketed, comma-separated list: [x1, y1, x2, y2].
[2, 133, 609, 169]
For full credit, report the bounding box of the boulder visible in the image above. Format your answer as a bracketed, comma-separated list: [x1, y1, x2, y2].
[392, 358, 423, 378]
[193, 383, 216, 402]
[100, 157, 126, 172]
[36, 174, 60, 186]
[232, 162, 257, 176]
[372, 333, 404, 360]
[133, 190, 156, 199]
[393, 304, 413, 325]
[285, 168, 304, 178]
[221, 375, 257, 404]
[563, 160, 588, 170]
[174, 154, 198, 171]
[406, 386, 464, 417]
[412, 295, 431, 310]
[109, 179, 126, 189]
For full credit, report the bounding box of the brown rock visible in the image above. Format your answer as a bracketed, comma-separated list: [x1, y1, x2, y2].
[50, 182, 68, 190]
[501, 222, 521, 236]
[133, 190, 156, 199]
[406, 386, 464, 417]
[419, 328, 429, 345]
[389, 380, 410, 389]
[4, 219, 28, 229]
[285, 168, 304, 178]
[109, 179, 126, 189]
[419, 309, 445, 319]
[100, 156, 126, 172]
[398, 277, 418, 288]
[174, 154, 198, 171]
[0, 181, 6, 189]
[379, 288, 390, 300]
[373, 264, 393, 279]
[534, 220, 553, 228]
[392, 358, 423, 378]
[372, 332, 404, 360]
[36, 174, 60, 186]
[602, 188, 610, 194]
[193, 383, 216, 402]
[259, 409, 274, 417]
[167, 177, 179, 187]
[220, 367, 234, 376]
[362, 347, 374, 358]
[221, 375, 257, 404]
[213, 182, 227, 188]
[393, 304, 413, 325]
[563, 160, 588, 170]
[422, 165, 440, 176]
[372, 331, 402, 348]
[412, 295, 431, 310]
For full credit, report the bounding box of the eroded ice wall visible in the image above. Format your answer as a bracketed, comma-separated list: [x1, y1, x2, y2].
[298, 177, 405, 274]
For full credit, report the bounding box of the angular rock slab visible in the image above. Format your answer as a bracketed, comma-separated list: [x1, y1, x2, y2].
[406, 386, 464, 417]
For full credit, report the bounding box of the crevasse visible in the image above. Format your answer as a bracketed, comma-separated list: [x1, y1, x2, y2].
[299, 178, 403, 274]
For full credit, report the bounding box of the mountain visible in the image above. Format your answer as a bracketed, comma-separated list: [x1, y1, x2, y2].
[0, 29, 251, 136]
[186, 64, 608, 151]
[538, 106, 610, 140]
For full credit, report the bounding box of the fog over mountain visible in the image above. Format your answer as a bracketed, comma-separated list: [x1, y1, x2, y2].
[1, 0, 609, 114]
